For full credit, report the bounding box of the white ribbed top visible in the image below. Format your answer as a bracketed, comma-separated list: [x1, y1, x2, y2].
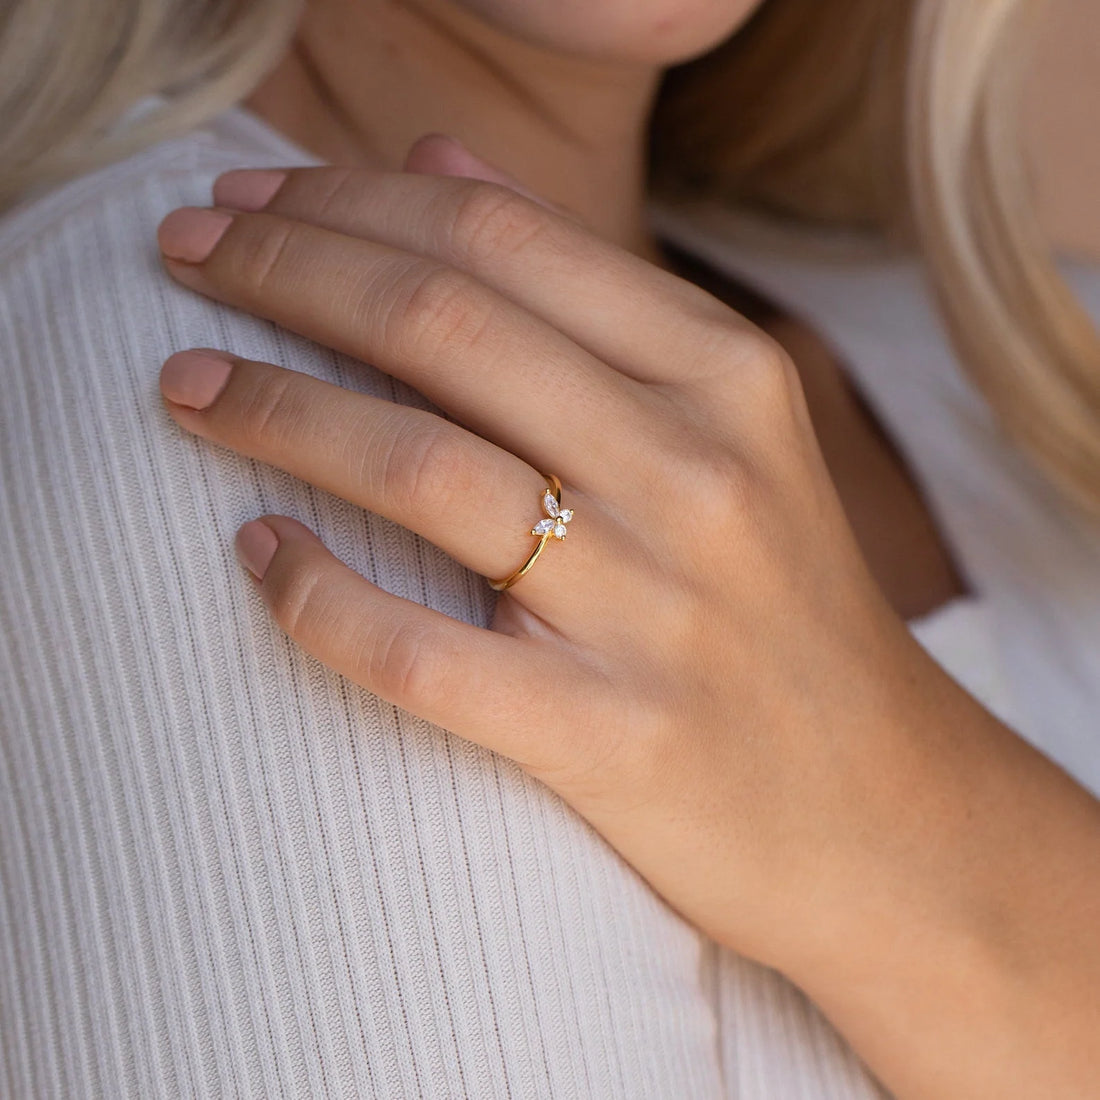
[1, 102, 1095, 1099]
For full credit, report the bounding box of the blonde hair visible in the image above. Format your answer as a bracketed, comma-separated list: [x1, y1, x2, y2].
[3, 0, 1098, 517]
[0, 0, 299, 209]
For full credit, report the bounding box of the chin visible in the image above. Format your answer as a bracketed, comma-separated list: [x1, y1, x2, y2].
[451, 0, 766, 65]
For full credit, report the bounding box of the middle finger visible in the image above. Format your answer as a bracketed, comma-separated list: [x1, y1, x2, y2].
[213, 165, 746, 388]
[157, 207, 656, 496]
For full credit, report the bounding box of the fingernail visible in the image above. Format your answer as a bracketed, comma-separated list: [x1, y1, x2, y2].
[213, 169, 287, 212]
[236, 520, 279, 581]
[158, 207, 233, 263]
[160, 349, 234, 409]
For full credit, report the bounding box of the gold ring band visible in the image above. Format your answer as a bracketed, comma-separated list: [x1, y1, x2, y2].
[488, 473, 572, 591]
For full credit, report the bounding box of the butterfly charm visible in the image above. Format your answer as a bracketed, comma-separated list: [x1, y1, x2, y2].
[531, 490, 573, 540]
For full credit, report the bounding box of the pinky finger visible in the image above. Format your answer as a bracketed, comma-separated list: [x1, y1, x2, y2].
[235, 514, 568, 770]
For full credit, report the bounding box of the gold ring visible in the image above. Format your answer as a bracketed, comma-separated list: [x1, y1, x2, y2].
[488, 473, 573, 591]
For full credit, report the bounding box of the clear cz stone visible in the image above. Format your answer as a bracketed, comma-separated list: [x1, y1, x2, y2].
[553, 522, 568, 539]
[543, 492, 560, 518]
[532, 518, 556, 535]
[558, 508, 573, 523]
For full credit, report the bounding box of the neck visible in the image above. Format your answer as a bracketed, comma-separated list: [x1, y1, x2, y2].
[245, 0, 667, 264]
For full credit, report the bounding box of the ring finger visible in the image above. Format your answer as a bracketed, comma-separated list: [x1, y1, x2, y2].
[159, 347, 617, 609]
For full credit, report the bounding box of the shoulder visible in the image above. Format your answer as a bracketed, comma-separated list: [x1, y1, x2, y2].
[0, 103, 320, 384]
[0, 102, 317, 330]
[0, 101, 314, 267]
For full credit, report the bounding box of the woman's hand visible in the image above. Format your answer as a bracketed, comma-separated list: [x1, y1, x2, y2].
[155, 147, 1100, 1097]
[151, 151, 995, 962]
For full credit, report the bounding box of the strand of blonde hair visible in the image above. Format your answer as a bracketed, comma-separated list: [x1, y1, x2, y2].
[0, 0, 300, 210]
[908, 0, 1100, 518]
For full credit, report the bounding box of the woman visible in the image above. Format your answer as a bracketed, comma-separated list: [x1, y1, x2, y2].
[1, 0, 1098, 1096]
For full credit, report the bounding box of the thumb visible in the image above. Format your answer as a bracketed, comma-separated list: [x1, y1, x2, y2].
[402, 132, 585, 225]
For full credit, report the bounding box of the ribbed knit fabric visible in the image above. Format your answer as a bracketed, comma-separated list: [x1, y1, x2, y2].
[1, 103, 1096, 1099]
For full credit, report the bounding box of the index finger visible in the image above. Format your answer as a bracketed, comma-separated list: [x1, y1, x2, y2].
[212, 166, 753, 385]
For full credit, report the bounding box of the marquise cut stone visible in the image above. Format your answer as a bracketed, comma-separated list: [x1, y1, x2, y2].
[543, 492, 560, 518]
[532, 518, 556, 536]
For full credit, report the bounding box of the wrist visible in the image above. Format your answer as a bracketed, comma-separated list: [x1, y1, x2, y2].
[772, 666, 1100, 1097]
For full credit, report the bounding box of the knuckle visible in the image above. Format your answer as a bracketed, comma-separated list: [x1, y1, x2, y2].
[267, 560, 329, 640]
[235, 370, 300, 449]
[696, 448, 759, 530]
[447, 182, 547, 264]
[233, 218, 297, 298]
[741, 337, 803, 417]
[696, 321, 804, 419]
[309, 167, 360, 222]
[379, 417, 474, 514]
[385, 261, 496, 362]
[365, 622, 450, 709]
[657, 438, 756, 542]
